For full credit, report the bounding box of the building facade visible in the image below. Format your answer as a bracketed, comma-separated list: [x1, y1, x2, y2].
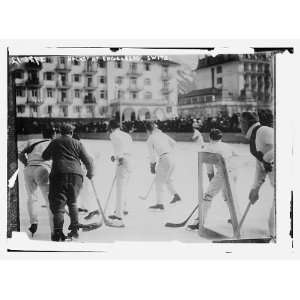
[12, 56, 179, 121]
[178, 53, 274, 118]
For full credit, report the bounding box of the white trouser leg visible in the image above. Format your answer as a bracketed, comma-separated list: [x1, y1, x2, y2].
[155, 155, 176, 205]
[115, 157, 131, 218]
[268, 170, 275, 236]
[34, 166, 53, 233]
[24, 167, 39, 225]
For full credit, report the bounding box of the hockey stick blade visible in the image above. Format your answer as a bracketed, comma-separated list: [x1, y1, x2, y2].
[165, 221, 187, 228]
[79, 222, 103, 232]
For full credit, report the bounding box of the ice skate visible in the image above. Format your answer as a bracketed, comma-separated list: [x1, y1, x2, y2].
[109, 218, 125, 228]
[170, 194, 182, 205]
[67, 229, 79, 240]
[187, 219, 199, 231]
[78, 207, 89, 213]
[28, 223, 38, 237]
[108, 214, 122, 220]
[51, 230, 67, 242]
[148, 204, 164, 211]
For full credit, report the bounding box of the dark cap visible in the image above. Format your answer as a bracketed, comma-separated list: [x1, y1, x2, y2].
[241, 111, 259, 126]
[60, 123, 75, 135]
[108, 119, 120, 130]
[144, 121, 156, 132]
[209, 128, 223, 141]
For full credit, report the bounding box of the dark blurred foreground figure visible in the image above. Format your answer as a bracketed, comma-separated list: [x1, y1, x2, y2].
[42, 123, 94, 241]
[240, 112, 275, 239]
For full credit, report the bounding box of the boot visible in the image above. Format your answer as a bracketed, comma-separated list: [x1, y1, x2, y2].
[170, 194, 182, 204]
[51, 230, 66, 242]
[28, 224, 38, 237]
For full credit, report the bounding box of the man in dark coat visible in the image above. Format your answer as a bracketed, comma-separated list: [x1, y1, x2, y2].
[42, 123, 94, 241]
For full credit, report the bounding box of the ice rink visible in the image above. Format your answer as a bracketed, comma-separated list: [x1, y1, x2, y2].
[17, 139, 274, 243]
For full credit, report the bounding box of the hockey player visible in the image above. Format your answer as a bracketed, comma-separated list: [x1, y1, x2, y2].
[187, 128, 238, 230]
[191, 121, 204, 148]
[106, 120, 133, 227]
[145, 122, 182, 211]
[42, 123, 94, 241]
[240, 111, 275, 238]
[18, 126, 56, 238]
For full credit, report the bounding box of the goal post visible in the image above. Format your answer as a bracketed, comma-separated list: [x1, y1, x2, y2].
[198, 151, 241, 239]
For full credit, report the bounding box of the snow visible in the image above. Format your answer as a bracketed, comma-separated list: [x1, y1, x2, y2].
[17, 140, 274, 243]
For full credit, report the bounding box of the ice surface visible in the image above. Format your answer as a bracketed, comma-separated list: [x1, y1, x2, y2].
[17, 140, 274, 243]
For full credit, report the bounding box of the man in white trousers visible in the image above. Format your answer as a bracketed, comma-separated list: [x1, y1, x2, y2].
[107, 120, 133, 227]
[145, 122, 182, 211]
[240, 111, 275, 238]
[18, 126, 56, 238]
[187, 129, 238, 230]
[191, 121, 204, 148]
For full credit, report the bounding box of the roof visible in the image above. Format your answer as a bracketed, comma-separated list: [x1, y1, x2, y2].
[180, 88, 222, 98]
[195, 54, 240, 70]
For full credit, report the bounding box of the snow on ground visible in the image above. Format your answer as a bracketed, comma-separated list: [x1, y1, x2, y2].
[17, 140, 274, 243]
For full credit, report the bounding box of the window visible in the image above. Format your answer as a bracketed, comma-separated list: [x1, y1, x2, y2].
[48, 106, 52, 114]
[75, 89, 80, 98]
[98, 60, 106, 68]
[62, 106, 68, 117]
[145, 63, 151, 71]
[32, 106, 37, 113]
[45, 57, 52, 63]
[32, 89, 38, 97]
[16, 88, 24, 97]
[47, 88, 53, 98]
[144, 78, 151, 85]
[75, 106, 81, 113]
[130, 63, 137, 71]
[60, 57, 65, 64]
[217, 77, 223, 84]
[44, 72, 53, 80]
[115, 61, 122, 68]
[131, 92, 137, 99]
[216, 66, 222, 73]
[15, 71, 23, 79]
[17, 105, 25, 113]
[61, 91, 67, 100]
[117, 90, 124, 99]
[100, 76, 106, 84]
[145, 92, 152, 99]
[73, 74, 81, 82]
[100, 90, 106, 99]
[162, 66, 168, 74]
[116, 76, 123, 85]
[87, 77, 93, 86]
[131, 78, 137, 85]
[162, 80, 169, 88]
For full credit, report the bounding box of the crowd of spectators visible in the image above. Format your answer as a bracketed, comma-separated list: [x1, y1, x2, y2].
[16, 110, 273, 135]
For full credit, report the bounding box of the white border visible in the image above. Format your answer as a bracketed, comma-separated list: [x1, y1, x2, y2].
[0, 40, 297, 259]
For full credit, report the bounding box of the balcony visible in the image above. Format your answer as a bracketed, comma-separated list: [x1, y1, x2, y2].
[15, 78, 25, 86]
[55, 62, 71, 72]
[161, 72, 171, 80]
[56, 80, 71, 89]
[26, 79, 41, 88]
[57, 97, 73, 105]
[126, 69, 142, 77]
[83, 63, 97, 74]
[84, 82, 97, 90]
[84, 95, 96, 104]
[128, 85, 142, 92]
[161, 87, 173, 95]
[27, 97, 44, 106]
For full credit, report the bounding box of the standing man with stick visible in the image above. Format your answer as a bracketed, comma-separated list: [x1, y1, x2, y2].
[240, 111, 275, 238]
[42, 123, 94, 241]
[107, 120, 133, 227]
[145, 122, 182, 211]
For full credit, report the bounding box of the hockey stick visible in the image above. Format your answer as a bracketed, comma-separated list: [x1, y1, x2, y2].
[139, 178, 155, 200]
[165, 204, 199, 228]
[85, 174, 117, 220]
[237, 201, 252, 232]
[90, 179, 124, 228]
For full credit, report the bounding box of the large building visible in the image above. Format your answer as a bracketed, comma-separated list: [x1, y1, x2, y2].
[12, 56, 179, 121]
[178, 53, 274, 119]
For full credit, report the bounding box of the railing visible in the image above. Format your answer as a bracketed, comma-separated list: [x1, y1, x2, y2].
[161, 87, 172, 94]
[55, 62, 71, 71]
[27, 97, 44, 105]
[126, 69, 142, 77]
[84, 96, 97, 104]
[84, 82, 96, 90]
[128, 85, 142, 92]
[56, 80, 71, 89]
[26, 79, 41, 87]
[83, 63, 97, 74]
[57, 98, 73, 105]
